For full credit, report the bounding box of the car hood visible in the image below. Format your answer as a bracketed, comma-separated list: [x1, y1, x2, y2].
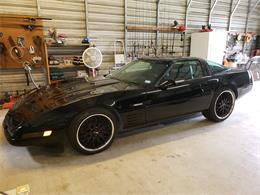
[9, 78, 139, 122]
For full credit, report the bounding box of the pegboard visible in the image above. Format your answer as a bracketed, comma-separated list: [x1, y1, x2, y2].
[0, 14, 48, 69]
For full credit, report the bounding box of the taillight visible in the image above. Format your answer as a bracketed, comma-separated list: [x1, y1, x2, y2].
[247, 70, 254, 85]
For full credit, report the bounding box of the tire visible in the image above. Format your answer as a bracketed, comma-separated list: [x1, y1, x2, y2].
[67, 108, 118, 154]
[202, 88, 236, 122]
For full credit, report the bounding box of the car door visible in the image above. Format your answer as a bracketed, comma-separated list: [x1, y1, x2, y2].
[145, 59, 212, 123]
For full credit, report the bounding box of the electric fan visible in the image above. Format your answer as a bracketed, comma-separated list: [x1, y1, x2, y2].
[82, 47, 102, 67]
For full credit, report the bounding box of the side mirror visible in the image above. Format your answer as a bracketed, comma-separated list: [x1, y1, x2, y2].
[159, 80, 176, 90]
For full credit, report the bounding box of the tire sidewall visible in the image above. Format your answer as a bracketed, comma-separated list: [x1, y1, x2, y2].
[210, 88, 236, 122]
[68, 108, 119, 154]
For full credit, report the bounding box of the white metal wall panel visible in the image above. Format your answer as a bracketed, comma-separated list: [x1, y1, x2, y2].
[0, 0, 38, 16]
[211, 0, 260, 33]
[188, 0, 210, 30]
[39, 0, 87, 45]
[88, 0, 124, 73]
[231, 0, 248, 32]
[211, 0, 232, 30]
[0, 69, 47, 97]
[247, 1, 260, 33]
[159, 0, 187, 56]
[126, 0, 157, 59]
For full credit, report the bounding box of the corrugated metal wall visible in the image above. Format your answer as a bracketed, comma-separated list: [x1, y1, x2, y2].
[159, 0, 187, 56]
[211, 0, 232, 30]
[211, 0, 260, 33]
[1, 0, 260, 96]
[124, 0, 260, 59]
[247, 0, 260, 33]
[87, 0, 124, 74]
[39, 0, 86, 45]
[0, 0, 38, 16]
[127, 0, 157, 59]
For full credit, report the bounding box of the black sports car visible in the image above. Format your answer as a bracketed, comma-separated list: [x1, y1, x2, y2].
[3, 57, 253, 154]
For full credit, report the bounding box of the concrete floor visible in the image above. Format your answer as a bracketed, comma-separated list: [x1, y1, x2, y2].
[0, 83, 260, 195]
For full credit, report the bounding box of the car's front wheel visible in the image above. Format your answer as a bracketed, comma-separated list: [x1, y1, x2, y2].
[202, 88, 236, 122]
[68, 108, 118, 154]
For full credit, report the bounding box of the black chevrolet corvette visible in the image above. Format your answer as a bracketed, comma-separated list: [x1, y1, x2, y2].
[3, 57, 253, 154]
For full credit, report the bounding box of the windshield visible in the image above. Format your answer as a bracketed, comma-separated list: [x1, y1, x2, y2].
[109, 60, 170, 86]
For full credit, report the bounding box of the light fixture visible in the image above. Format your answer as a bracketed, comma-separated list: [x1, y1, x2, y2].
[43, 130, 52, 137]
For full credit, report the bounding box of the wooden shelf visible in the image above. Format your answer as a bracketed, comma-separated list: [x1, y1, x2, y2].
[47, 44, 89, 83]
[126, 25, 184, 33]
[47, 45, 87, 55]
[49, 64, 85, 69]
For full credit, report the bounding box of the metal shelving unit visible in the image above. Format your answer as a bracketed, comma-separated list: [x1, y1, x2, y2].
[47, 45, 88, 83]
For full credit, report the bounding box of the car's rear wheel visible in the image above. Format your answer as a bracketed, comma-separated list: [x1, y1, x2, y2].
[68, 108, 118, 154]
[202, 88, 236, 122]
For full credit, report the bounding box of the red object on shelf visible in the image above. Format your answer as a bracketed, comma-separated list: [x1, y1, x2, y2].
[2, 96, 15, 109]
[50, 80, 63, 84]
[178, 25, 186, 32]
[200, 29, 213, 32]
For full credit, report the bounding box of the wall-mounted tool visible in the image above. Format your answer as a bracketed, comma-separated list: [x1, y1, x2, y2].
[22, 17, 49, 31]
[0, 42, 6, 55]
[32, 56, 42, 65]
[172, 20, 179, 28]
[245, 33, 252, 43]
[33, 36, 42, 48]
[23, 62, 40, 89]
[29, 45, 35, 54]
[8, 36, 23, 60]
[33, 35, 43, 55]
[170, 33, 176, 56]
[0, 42, 7, 67]
[132, 42, 137, 60]
[181, 33, 184, 42]
[17, 37, 25, 48]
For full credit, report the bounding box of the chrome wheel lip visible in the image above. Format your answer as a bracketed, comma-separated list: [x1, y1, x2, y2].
[76, 114, 115, 152]
[214, 90, 235, 120]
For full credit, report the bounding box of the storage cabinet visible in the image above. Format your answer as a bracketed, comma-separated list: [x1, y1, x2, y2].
[190, 31, 227, 64]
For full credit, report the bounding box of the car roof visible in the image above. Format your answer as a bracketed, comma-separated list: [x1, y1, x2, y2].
[138, 56, 204, 63]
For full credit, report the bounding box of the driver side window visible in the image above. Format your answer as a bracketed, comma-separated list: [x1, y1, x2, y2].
[164, 60, 204, 82]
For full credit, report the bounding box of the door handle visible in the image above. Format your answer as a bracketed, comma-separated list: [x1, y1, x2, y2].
[132, 103, 144, 107]
[208, 78, 219, 84]
[207, 79, 219, 84]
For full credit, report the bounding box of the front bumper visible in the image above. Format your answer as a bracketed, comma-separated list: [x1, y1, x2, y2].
[3, 114, 64, 147]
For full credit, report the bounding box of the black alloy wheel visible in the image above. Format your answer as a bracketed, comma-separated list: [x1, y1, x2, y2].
[214, 90, 235, 120]
[76, 114, 114, 152]
[202, 88, 235, 122]
[68, 108, 118, 154]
